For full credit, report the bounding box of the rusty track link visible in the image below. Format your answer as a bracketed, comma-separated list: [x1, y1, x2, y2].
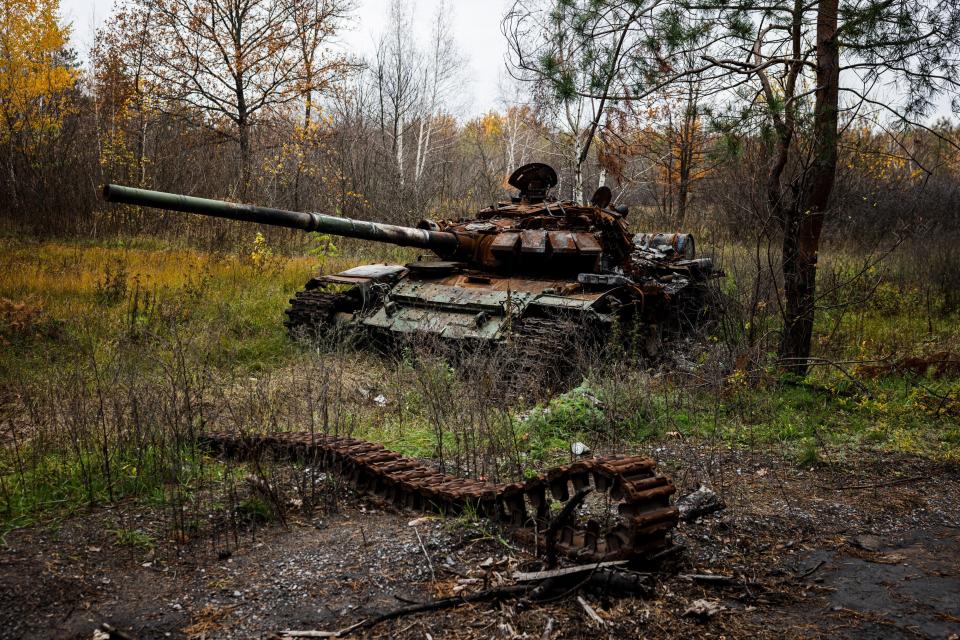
[200, 431, 679, 563]
[284, 289, 353, 334]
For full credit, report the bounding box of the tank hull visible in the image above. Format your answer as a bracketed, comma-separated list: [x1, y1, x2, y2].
[284, 259, 707, 362]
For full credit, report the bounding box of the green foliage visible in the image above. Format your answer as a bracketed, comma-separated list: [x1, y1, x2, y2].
[659, 7, 688, 49]
[0, 444, 217, 531]
[236, 496, 276, 524]
[538, 53, 559, 78]
[554, 72, 577, 103]
[522, 384, 606, 459]
[0, 238, 319, 385]
[247, 232, 275, 272]
[94, 257, 129, 306]
[795, 439, 822, 468]
[2, 235, 959, 543]
[110, 528, 156, 551]
[308, 233, 339, 259]
[0, 298, 61, 346]
[726, 12, 753, 40]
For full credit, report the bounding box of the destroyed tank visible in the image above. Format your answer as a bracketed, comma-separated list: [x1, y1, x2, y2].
[103, 163, 716, 371]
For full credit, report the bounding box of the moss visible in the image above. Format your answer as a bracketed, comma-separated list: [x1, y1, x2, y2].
[235, 497, 276, 524]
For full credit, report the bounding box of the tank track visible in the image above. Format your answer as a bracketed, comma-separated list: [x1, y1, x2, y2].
[200, 431, 679, 563]
[283, 289, 355, 335]
[508, 316, 579, 388]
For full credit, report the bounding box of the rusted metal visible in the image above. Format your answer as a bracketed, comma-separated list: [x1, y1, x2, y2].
[200, 431, 679, 563]
[633, 233, 696, 260]
[508, 163, 557, 203]
[284, 290, 357, 333]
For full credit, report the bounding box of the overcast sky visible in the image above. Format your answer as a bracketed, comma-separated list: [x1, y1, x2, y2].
[59, 0, 514, 118]
[56, 0, 958, 125]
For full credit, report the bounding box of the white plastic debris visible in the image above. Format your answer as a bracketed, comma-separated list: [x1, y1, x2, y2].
[571, 442, 590, 456]
[683, 599, 725, 619]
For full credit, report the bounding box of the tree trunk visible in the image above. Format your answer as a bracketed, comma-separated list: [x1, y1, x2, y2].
[415, 114, 432, 184]
[677, 87, 698, 226]
[778, 0, 839, 375]
[138, 115, 148, 187]
[6, 144, 17, 209]
[677, 161, 689, 224]
[238, 117, 250, 196]
[237, 71, 250, 196]
[395, 114, 405, 187]
[573, 134, 584, 203]
[294, 91, 312, 211]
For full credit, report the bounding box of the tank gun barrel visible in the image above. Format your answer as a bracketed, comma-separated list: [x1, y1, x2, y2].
[102, 184, 462, 256]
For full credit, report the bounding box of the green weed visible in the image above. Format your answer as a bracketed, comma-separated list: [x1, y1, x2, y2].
[522, 383, 607, 457]
[236, 496, 276, 524]
[110, 528, 156, 551]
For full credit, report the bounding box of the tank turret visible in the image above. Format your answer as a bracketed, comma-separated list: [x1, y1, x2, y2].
[103, 170, 639, 275]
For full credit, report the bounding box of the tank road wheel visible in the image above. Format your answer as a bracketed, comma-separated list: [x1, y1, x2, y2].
[284, 288, 359, 339]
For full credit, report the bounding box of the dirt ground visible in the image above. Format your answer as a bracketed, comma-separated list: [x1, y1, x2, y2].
[1, 442, 958, 640]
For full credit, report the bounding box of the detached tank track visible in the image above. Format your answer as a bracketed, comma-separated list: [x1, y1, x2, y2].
[284, 289, 355, 335]
[200, 431, 679, 563]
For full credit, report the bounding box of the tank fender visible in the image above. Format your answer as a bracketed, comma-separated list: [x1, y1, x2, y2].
[307, 264, 408, 309]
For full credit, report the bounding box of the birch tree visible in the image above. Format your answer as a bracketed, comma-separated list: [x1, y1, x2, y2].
[371, 0, 462, 188]
[373, 0, 420, 186]
[413, 0, 461, 185]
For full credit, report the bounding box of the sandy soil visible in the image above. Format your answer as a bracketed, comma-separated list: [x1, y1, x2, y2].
[1, 443, 958, 639]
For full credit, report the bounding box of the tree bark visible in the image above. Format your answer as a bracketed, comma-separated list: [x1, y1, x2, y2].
[778, 0, 840, 375]
[236, 67, 250, 196]
[677, 84, 698, 225]
[238, 116, 250, 197]
[573, 133, 584, 203]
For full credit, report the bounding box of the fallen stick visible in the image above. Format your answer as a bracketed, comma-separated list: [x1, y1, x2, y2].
[513, 561, 628, 582]
[585, 567, 654, 595]
[679, 573, 764, 589]
[646, 544, 684, 564]
[576, 596, 605, 627]
[412, 525, 436, 582]
[795, 559, 826, 580]
[276, 584, 535, 638]
[679, 573, 735, 585]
